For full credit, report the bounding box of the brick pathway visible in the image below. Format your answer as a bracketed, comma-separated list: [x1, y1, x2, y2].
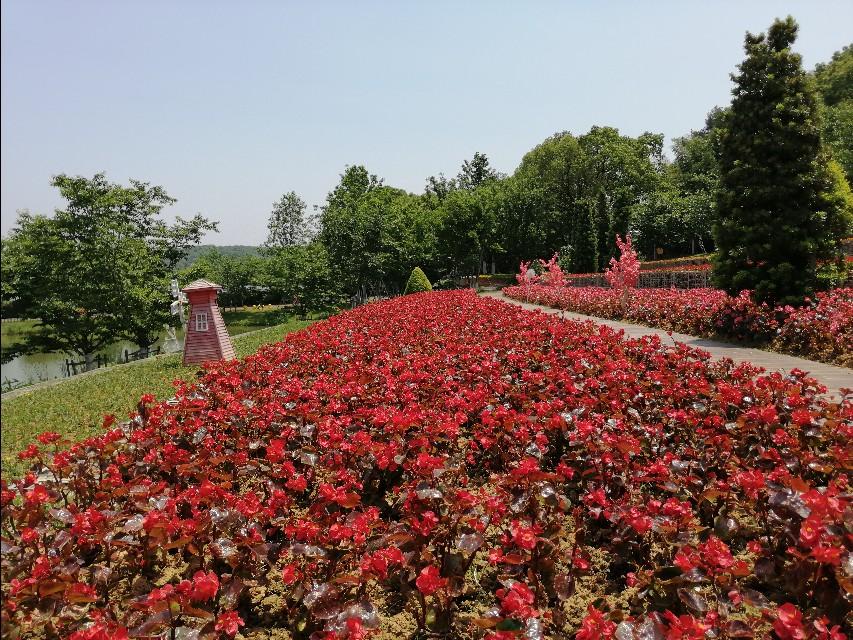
[481, 290, 853, 400]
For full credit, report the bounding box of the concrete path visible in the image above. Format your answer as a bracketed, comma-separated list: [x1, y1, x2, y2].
[481, 290, 853, 400]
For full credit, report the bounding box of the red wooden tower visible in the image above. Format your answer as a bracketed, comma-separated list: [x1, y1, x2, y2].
[181, 279, 236, 365]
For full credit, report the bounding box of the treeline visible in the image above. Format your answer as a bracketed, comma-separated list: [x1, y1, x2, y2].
[191, 32, 849, 306]
[192, 129, 721, 309]
[3, 18, 851, 362]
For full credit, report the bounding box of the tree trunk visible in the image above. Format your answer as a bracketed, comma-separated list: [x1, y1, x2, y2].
[84, 352, 97, 372]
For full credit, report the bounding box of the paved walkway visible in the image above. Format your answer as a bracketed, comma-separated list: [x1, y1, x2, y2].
[481, 290, 853, 400]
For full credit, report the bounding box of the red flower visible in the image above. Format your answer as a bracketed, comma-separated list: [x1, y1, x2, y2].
[576, 606, 616, 640]
[415, 565, 446, 596]
[496, 581, 538, 618]
[773, 603, 806, 640]
[18, 444, 40, 460]
[190, 570, 219, 601]
[510, 520, 540, 550]
[36, 432, 61, 445]
[215, 610, 245, 637]
[698, 536, 734, 573]
[663, 611, 709, 640]
[811, 546, 843, 566]
[281, 563, 301, 585]
[799, 516, 823, 549]
[733, 469, 765, 498]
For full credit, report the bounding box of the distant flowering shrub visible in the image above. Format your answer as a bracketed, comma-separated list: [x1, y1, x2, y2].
[603, 234, 640, 291]
[504, 284, 853, 366]
[1, 291, 850, 638]
[538, 253, 566, 288]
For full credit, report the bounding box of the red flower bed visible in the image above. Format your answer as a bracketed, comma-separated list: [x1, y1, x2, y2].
[2, 291, 851, 639]
[505, 285, 853, 367]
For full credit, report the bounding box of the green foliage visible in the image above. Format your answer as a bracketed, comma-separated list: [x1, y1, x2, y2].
[713, 17, 842, 306]
[320, 166, 439, 292]
[813, 44, 853, 107]
[491, 177, 553, 270]
[174, 245, 260, 269]
[265, 242, 345, 316]
[514, 132, 590, 260]
[822, 100, 853, 186]
[436, 186, 500, 275]
[4, 174, 216, 360]
[813, 46, 853, 184]
[564, 200, 598, 273]
[579, 127, 664, 268]
[404, 267, 433, 294]
[0, 317, 312, 477]
[457, 152, 502, 190]
[266, 191, 309, 249]
[180, 249, 268, 307]
[424, 173, 458, 205]
[513, 128, 664, 269]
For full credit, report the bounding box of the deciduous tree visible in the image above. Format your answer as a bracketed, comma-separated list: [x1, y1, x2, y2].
[5, 174, 215, 365]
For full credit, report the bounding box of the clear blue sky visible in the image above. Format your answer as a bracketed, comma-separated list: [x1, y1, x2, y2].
[2, 1, 851, 244]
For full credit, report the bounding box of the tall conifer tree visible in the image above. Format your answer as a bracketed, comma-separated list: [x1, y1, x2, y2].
[713, 17, 829, 305]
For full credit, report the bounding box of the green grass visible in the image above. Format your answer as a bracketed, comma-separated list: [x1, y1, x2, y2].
[1, 320, 38, 346]
[0, 318, 314, 478]
[220, 306, 292, 327]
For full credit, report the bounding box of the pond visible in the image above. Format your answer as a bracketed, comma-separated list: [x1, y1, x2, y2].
[1, 321, 265, 390]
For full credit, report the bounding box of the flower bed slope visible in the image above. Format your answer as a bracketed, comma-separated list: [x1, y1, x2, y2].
[504, 284, 853, 368]
[2, 291, 850, 640]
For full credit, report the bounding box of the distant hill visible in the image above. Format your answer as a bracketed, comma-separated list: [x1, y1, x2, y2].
[176, 245, 261, 269]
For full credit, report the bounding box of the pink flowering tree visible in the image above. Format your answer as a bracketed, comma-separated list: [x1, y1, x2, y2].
[604, 234, 640, 311]
[538, 253, 566, 288]
[516, 259, 538, 300]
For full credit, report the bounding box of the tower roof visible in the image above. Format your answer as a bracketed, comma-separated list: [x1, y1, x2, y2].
[182, 278, 222, 293]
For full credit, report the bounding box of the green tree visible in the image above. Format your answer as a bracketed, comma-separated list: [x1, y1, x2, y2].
[813, 45, 853, 184]
[5, 174, 215, 365]
[437, 186, 502, 275]
[403, 267, 433, 294]
[713, 17, 847, 305]
[514, 132, 591, 261]
[565, 199, 598, 273]
[491, 176, 552, 271]
[266, 191, 308, 249]
[579, 127, 663, 268]
[457, 152, 502, 190]
[813, 44, 853, 107]
[320, 167, 439, 292]
[180, 250, 269, 307]
[424, 173, 458, 205]
[265, 243, 343, 317]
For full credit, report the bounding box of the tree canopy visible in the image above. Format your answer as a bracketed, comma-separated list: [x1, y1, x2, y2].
[4, 174, 215, 362]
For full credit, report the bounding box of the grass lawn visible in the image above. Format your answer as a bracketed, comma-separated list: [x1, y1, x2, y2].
[220, 305, 296, 327]
[0, 318, 313, 477]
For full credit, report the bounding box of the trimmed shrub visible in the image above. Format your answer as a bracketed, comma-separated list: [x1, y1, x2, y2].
[404, 267, 432, 294]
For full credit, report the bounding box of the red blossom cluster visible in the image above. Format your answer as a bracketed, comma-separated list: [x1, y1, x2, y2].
[604, 235, 640, 292]
[505, 285, 853, 366]
[1, 290, 851, 639]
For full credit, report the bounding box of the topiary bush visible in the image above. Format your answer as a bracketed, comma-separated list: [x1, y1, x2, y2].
[404, 266, 432, 294]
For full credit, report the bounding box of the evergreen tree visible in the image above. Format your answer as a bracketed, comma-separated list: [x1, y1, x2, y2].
[403, 267, 433, 294]
[567, 201, 598, 273]
[594, 190, 611, 270]
[713, 17, 833, 305]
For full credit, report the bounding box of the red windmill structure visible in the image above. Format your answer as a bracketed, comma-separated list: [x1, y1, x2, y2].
[181, 279, 236, 365]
